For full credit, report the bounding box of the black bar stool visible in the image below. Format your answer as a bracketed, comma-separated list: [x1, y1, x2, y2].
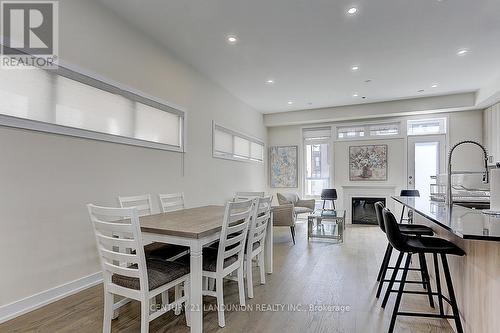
[381, 208, 465, 333]
[374, 202, 434, 301]
[320, 189, 337, 210]
[399, 189, 420, 223]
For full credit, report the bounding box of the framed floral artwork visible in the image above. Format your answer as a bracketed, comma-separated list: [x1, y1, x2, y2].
[349, 145, 388, 181]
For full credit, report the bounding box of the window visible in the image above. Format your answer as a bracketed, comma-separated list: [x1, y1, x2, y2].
[0, 64, 184, 151]
[337, 126, 365, 139]
[336, 122, 401, 140]
[213, 123, 264, 163]
[303, 127, 331, 197]
[369, 123, 400, 136]
[407, 118, 446, 136]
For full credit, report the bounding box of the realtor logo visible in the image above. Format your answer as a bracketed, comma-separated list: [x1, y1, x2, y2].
[1, 1, 58, 68]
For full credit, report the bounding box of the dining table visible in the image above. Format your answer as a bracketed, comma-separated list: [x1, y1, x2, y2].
[139, 205, 274, 333]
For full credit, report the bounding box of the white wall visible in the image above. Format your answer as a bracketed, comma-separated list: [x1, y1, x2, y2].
[267, 110, 484, 207]
[0, 0, 265, 307]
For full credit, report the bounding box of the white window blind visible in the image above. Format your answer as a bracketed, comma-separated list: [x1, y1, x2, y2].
[135, 102, 181, 146]
[0, 65, 184, 151]
[234, 136, 250, 158]
[250, 142, 264, 161]
[303, 127, 332, 141]
[213, 123, 264, 163]
[407, 118, 446, 135]
[214, 129, 233, 155]
[55, 75, 133, 136]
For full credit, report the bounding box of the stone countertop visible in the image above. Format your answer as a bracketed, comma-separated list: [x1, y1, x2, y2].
[392, 196, 500, 241]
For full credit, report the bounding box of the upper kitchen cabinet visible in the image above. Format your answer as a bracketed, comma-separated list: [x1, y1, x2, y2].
[483, 103, 500, 165]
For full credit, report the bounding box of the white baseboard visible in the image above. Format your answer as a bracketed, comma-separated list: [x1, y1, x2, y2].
[0, 272, 103, 324]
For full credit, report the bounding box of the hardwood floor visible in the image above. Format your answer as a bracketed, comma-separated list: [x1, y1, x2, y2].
[1, 222, 454, 333]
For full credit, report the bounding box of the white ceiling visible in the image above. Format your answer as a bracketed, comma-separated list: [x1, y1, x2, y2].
[98, 0, 500, 113]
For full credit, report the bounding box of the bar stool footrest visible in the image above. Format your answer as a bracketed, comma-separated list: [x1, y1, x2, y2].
[389, 289, 452, 304]
[397, 311, 456, 319]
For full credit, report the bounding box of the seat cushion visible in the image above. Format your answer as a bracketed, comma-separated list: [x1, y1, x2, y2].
[111, 258, 189, 291]
[405, 236, 466, 256]
[399, 224, 434, 236]
[176, 248, 238, 272]
[144, 242, 189, 260]
[294, 206, 313, 215]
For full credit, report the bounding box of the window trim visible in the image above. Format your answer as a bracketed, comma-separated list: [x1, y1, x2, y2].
[212, 121, 264, 164]
[0, 57, 186, 152]
[335, 121, 403, 141]
[407, 117, 447, 136]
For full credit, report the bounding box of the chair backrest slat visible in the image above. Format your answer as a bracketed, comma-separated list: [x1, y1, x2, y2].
[95, 232, 137, 249]
[234, 191, 265, 201]
[87, 204, 149, 292]
[118, 194, 153, 217]
[224, 232, 246, 248]
[93, 219, 135, 234]
[216, 199, 254, 271]
[100, 247, 139, 263]
[159, 193, 185, 213]
[247, 196, 272, 255]
[103, 261, 140, 278]
[228, 210, 252, 224]
[223, 245, 242, 259]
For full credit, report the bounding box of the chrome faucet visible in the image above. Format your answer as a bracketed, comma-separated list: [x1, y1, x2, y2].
[446, 140, 489, 205]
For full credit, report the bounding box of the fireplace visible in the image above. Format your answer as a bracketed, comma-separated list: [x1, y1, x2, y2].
[351, 197, 386, 225]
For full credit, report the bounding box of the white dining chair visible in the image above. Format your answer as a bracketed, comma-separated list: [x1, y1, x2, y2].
[119, 194, 188, 262]
[245, 195, 272, 299]
[118, 194, 153, 217]
[177, 199, 254, 327]
[159, 192, 185, 213]
[87, 204, 190, 333]
[233, 191, 265, 201]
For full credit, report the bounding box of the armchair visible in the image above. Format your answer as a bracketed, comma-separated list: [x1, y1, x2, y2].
[271, 204, 296, 244]
[276, 192, 315, 217]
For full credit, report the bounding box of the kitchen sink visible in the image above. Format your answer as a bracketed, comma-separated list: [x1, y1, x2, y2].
[454, 202, 490, 210]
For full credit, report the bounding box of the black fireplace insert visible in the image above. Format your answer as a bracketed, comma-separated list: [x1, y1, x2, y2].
[351, 197, 386, 225]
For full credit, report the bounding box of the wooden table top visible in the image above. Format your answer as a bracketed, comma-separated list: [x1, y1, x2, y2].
[139, 205, 226, 239]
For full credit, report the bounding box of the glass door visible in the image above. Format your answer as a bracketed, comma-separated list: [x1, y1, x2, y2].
[407, 135, 446, 200]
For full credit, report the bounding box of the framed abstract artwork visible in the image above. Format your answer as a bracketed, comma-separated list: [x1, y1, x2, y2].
[270, 145, 298, 188]
[349, 145, 388, 181]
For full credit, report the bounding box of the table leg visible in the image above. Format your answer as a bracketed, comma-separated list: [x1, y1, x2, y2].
[265, 211, 273, 274]
[189, 241, 203, 333]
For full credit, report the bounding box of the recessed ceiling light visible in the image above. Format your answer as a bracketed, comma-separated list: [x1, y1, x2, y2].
[265, 79, 274, 84]
[353, 93, 359, 97]
[431, 84, 438, 88]
[347, 7, 358, 15]
[351, 65, 359, 71]
[287, 101, 293, 105]
[226, 35, 238, 45]
[457, 49, 468, 56]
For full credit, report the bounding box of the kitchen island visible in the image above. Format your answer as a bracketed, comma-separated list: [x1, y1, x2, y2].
[392, 196, 500, 333]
